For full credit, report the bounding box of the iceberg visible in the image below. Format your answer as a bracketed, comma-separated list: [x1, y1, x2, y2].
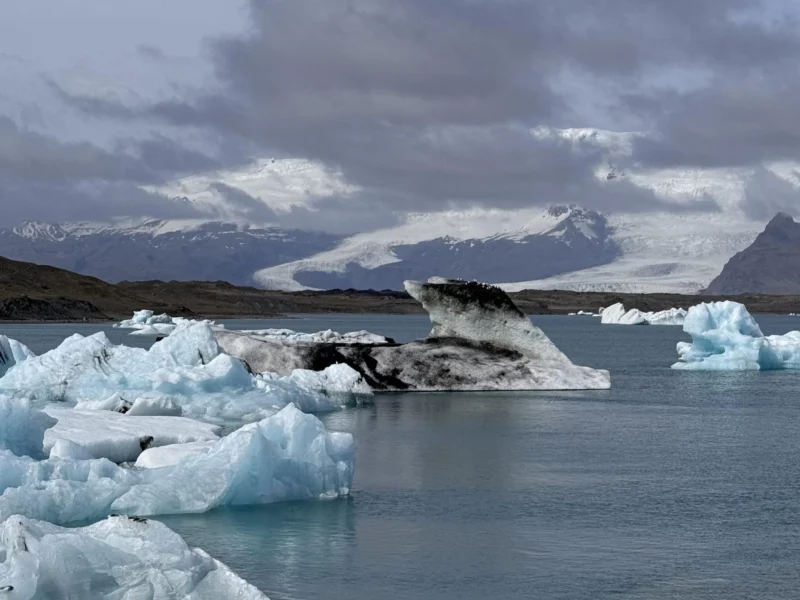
[0, 403, 354, 524]
[672, 300, 800, 370]
[0, 323, 358, 424]
[219, 277, 610, 391]
[0, 514, 267, 599]
[115, 310, 221, 337]
[240, 328, 392, 344]
[600, 302, 686, 326]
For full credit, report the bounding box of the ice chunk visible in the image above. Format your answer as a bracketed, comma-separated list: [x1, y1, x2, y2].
[135, 440, 216, 469]
[0, 398, 56, 459]
[112, 403, 354, 514]
[0, 404, 354, 524]
[600, 302, 686, 325]
[0, 337, 34, 378]
[265, 363, 373, 405]
[672, 301, 800, 370]
[48, 439, 95, 460]
[42, 407, 221, 463]
[0, 323, 342, 424]
[0, 514, 267, 599]
[240, 328, 392, 344]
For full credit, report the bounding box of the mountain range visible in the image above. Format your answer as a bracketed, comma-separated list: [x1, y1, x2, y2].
[3, 128, 794, 293]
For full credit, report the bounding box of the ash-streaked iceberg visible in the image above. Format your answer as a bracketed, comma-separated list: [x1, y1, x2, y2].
[219, 277, 610, 391]
[672, 301, 800, 370]
[240, 328, 392, 344]
[600, 302, 687, 326]
[0, 514, 267, 599]
[0, 402, 354, 525]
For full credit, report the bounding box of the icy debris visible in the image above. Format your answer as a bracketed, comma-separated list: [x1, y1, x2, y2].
[0, 404, 354, 525]
[115, 310, 222, 337]
[42, 407, 221, 463]
[0, 397, 55, 460]
[567, 310, 595, 316]
[672, 301, 800, 370]
[135, 440, 216, 469]
[0, 324, 351, 424]
[0, 337, 33, 378]
[240, 328, 391, 345]
[0, 514, 267, 599]
[600, 302, 686, 326]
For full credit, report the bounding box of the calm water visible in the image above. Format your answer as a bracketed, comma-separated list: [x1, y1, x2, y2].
[8, 314, 800, 599]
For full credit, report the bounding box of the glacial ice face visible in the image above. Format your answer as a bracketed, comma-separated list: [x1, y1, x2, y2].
[672, 301, 800, 370]
[600, 302, 687, 326]
[0, 404, 354, 525]
[0, 324, 351, 424]
[0, 515, 267, 599]
[0, 337, 33, 378]
[0, 398, 56, 460]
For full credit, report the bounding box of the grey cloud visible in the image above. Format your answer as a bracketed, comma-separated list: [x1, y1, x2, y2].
[740, 167, 800, 220]
[209, 182, 278, 222]
[137, 44, 167, 62]
[52, 0, 800, 224]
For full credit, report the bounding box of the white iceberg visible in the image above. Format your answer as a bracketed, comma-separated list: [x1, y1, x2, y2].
[42, 407, 221, 463]
[672, 301, 800, 370]
[0, 403, 353, 525]
[135, 440, 216, 469]
[600, 302, 686, 326]
[115, 310, 222, 338]
[0, 514, 267, 599]
[0, 324, 356, 424]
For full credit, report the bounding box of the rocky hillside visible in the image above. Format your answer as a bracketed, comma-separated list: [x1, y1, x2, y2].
[704, 213, 800, 295]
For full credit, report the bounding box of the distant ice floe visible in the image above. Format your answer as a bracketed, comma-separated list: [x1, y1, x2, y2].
[0, 514, 267, 599]
[115, 309, 218, 337]
[599, 302, 687, 326]
[0, 400, 353, 525]
[673, 301, 800, 370]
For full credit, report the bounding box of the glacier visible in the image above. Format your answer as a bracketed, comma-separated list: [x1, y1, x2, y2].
[0, 402, 354, 525]
[600, 302, 687, 326]
[672, 301, 800, 370]
[0, 514, 267, 599]
[0, 323, 371, 424]
[219, 277, 610, 391]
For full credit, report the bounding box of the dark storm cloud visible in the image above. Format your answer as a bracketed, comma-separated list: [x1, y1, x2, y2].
[49, 0, 800, 221]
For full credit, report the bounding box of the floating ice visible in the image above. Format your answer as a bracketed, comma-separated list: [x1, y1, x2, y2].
[0, 404, 354, 525]
[600, 302, 686, 326]
[42, 407, 221, 463]
[0, 514, 267, 599]
[0, 398, 56, 460]
[135, 440, 216, 469]
[672, 301, 800, 370]
[241, 328, 392, 344]
[220, 278, 610, 391]
[115, 310, 222, 337]
[0, 324, 355, 424]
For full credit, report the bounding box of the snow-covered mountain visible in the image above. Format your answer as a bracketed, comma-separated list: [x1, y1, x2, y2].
[0, 220, 341, 285]
[255, 205, 620, 290]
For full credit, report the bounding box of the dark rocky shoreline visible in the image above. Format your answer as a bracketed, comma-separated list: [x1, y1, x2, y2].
[5, 254, 800, 322]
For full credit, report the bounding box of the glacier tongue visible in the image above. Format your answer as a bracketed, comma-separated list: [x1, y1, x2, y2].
[0, 514, 267, 599]
[672, 301, 800, 370]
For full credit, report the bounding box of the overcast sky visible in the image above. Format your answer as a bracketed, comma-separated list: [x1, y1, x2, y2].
[2, 0, 800, 231]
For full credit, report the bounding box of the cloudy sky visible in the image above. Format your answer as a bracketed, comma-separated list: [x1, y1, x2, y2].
[2, 0, 800, 231]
